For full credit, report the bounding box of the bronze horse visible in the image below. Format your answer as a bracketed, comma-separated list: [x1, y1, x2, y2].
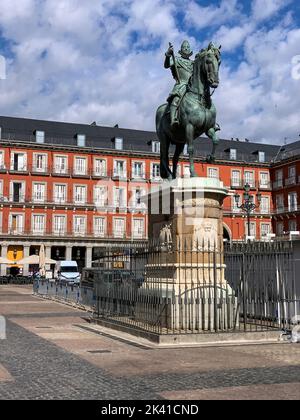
[156, 43, 222, 179]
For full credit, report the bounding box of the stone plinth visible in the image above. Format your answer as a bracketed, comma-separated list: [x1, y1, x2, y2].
[136, 178, 238, 331]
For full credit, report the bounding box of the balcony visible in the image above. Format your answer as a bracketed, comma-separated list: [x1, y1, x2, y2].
[223, 207, 271, 216]
[274, 206, 300, 215]
[273, 180, 283, 190]
[258, 182, 272, 190]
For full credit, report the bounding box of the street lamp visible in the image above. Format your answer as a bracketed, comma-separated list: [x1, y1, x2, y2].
[234, 183, 262, 238]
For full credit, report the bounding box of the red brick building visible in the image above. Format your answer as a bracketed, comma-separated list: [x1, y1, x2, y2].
[0, 115, 297, 275]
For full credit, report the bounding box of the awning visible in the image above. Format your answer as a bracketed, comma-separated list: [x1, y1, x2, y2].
[0, 257, 14, 264]
[17, 255, 56, 265]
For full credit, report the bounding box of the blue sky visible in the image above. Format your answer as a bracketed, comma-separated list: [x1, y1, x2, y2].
[0, 0, 299, 144]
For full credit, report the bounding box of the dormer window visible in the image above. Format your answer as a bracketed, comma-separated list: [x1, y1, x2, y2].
[35, 130, 45, 144]
[152, 141, 160, 153]
[230, 148, 237, 160]
[115, 137, 123, 150]
[258, 151, 265, 163]
[77, 134, 86, 147]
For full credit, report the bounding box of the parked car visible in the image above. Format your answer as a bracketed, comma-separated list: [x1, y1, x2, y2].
[55, 261, 81, 285]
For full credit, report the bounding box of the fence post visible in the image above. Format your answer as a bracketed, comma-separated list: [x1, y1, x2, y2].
[242, 252, 247, 332]
[213, 247, 218, 333]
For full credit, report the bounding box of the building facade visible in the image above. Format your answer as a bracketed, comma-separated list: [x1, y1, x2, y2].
[0, 115, 297, 275]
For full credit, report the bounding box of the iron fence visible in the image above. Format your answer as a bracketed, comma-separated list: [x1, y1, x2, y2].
[33, 240, 300, 336]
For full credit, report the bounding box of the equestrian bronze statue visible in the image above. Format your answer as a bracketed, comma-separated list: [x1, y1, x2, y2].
[156, 41, 222, 180]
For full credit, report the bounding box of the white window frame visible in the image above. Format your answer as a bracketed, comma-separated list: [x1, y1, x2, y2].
[0, 150, 5, 169]
[10, 181, 26, 203]
[115, 137, 123, 151]
[32, 182, 46, 203]
[245, 221, 256, 238]
[152, 141, 160, 154]
[258, 151, 265, 163]
[35, 130, 45, 144]
[74, 156, 87, 175]
[277, 222, 284, 236]
[74, 185, 87, 204]
[32, 214, 46, 235]
[94, 217, 106, 237]
[261, 223, 271, 238]
[33, 153, 48, 173]
[132, 161, 145, 179]
[244, 170, 255, 188]
[77, 134, 86, 147]
[208, 167, 219, 179]
[9, 213, 24, 234]
[93, 158, 107, 177]
[54, 155, 68, 175]
[259, 171, 270, 189]
[132, 218, 145, 239]
[10, 151, 27, 171]
[288, 192, 297, 212]
[230, 149, 237, 160]
[232, 194, 242, 213]
[113, 159, 127, 178]
[113, 217, 126, 238]
[151, 162, 160, 180]
[53, 215, 66, 235]
[54, 183, 67, 204]
[113, 187, 127, 208]
[94, 185, 108, 207]
[231, 170, 241, 187]
[260, 196, 270, 214]
[73, 215, 87, 236]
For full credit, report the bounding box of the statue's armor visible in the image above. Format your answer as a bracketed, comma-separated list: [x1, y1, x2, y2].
[167, 56, 193, 103]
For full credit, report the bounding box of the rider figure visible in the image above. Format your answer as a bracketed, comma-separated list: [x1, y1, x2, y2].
[164, 40, 194, 129]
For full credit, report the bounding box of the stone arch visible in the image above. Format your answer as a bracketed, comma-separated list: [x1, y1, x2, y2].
[223, 223, 232, 242]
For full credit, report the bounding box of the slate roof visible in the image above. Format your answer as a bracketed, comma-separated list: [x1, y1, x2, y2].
[0, 115, 287, 163]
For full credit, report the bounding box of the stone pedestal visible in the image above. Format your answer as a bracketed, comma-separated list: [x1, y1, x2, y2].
[137, 178, 237, 331]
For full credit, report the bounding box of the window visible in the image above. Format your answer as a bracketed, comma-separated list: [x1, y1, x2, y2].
[244, 171, 254, 187]
[277, 222, 284, 236]
[113, 160, 126, 178]
[114, 218, 125, 238]
[259, 172, 270, 188]
[33, 154, 47, 172]
[53, 215, 66, 235]
[73, 216, 86, 235]
[0, 151, 4, 169]
[151, 163, 160, 179]
[289, 220, 297, 233]
[232, 194, 241, 213]
[77, 134, 86, 147]
[114, 187, 126, 208]
[115, 137, 123, 150]
[183, 165, 190, 178]
[74, 185, 87, 204]
[287, 166, 296, 185]
[54, 156, 68, 174]
[258, 151, 265, 163]
[94, 217, 106, 237]
[245, 221, 256, 238]
[94, 186, 107, 207]
[230, 149, 237, 160]
[10, 182, 25, 203]
[131, 188, 145, 209]
[208, 167, 219, 179]
[288, 192, 297, 211]
[132, 219, 144, 238]
[288, 166, 296, 178]
[132, 162, 144, 179]
[74, 157, 87, 175]
[32, 215, 45, 234]
[35, 131, 45, 144]
[54, 184, 67, 203]
[260, 196, 270, 214]
[276, 195, 284, 212]
[261, 223, 271, 238]
[10, 152, 27, 171]
[231, 170, 241, 187]
[152, 141, 160, 154]
[33, 183, 46, 203]
[94, 159, 106, 176]
[9, 214, 24, 234]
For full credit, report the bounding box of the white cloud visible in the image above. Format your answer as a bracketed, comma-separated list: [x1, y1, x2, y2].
[0, 0, 298, 145]
[252, 0, 292, 22]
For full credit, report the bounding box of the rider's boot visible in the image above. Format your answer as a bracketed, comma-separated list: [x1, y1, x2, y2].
[170, 104, 179, 129]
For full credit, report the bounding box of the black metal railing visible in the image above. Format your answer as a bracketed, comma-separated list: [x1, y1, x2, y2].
[34, 240, 299, 336]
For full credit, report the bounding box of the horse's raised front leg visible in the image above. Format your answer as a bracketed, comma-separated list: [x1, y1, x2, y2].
[186, 123, 196, 177]
[206, 125, 220, 163]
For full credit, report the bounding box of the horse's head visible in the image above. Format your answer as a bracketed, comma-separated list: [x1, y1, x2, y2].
[197, 42, 221, 89]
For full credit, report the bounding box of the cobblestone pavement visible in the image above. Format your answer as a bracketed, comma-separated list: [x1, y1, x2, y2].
[0, 286, 300, 400]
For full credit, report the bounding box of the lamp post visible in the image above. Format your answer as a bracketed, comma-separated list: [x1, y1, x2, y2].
[234, 183, 262, 238]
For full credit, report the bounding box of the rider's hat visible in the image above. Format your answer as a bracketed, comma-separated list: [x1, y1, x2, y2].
[178, 40, 193, 58]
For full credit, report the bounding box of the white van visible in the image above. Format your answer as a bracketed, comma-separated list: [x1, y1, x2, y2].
[55, 261, 81, 285]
